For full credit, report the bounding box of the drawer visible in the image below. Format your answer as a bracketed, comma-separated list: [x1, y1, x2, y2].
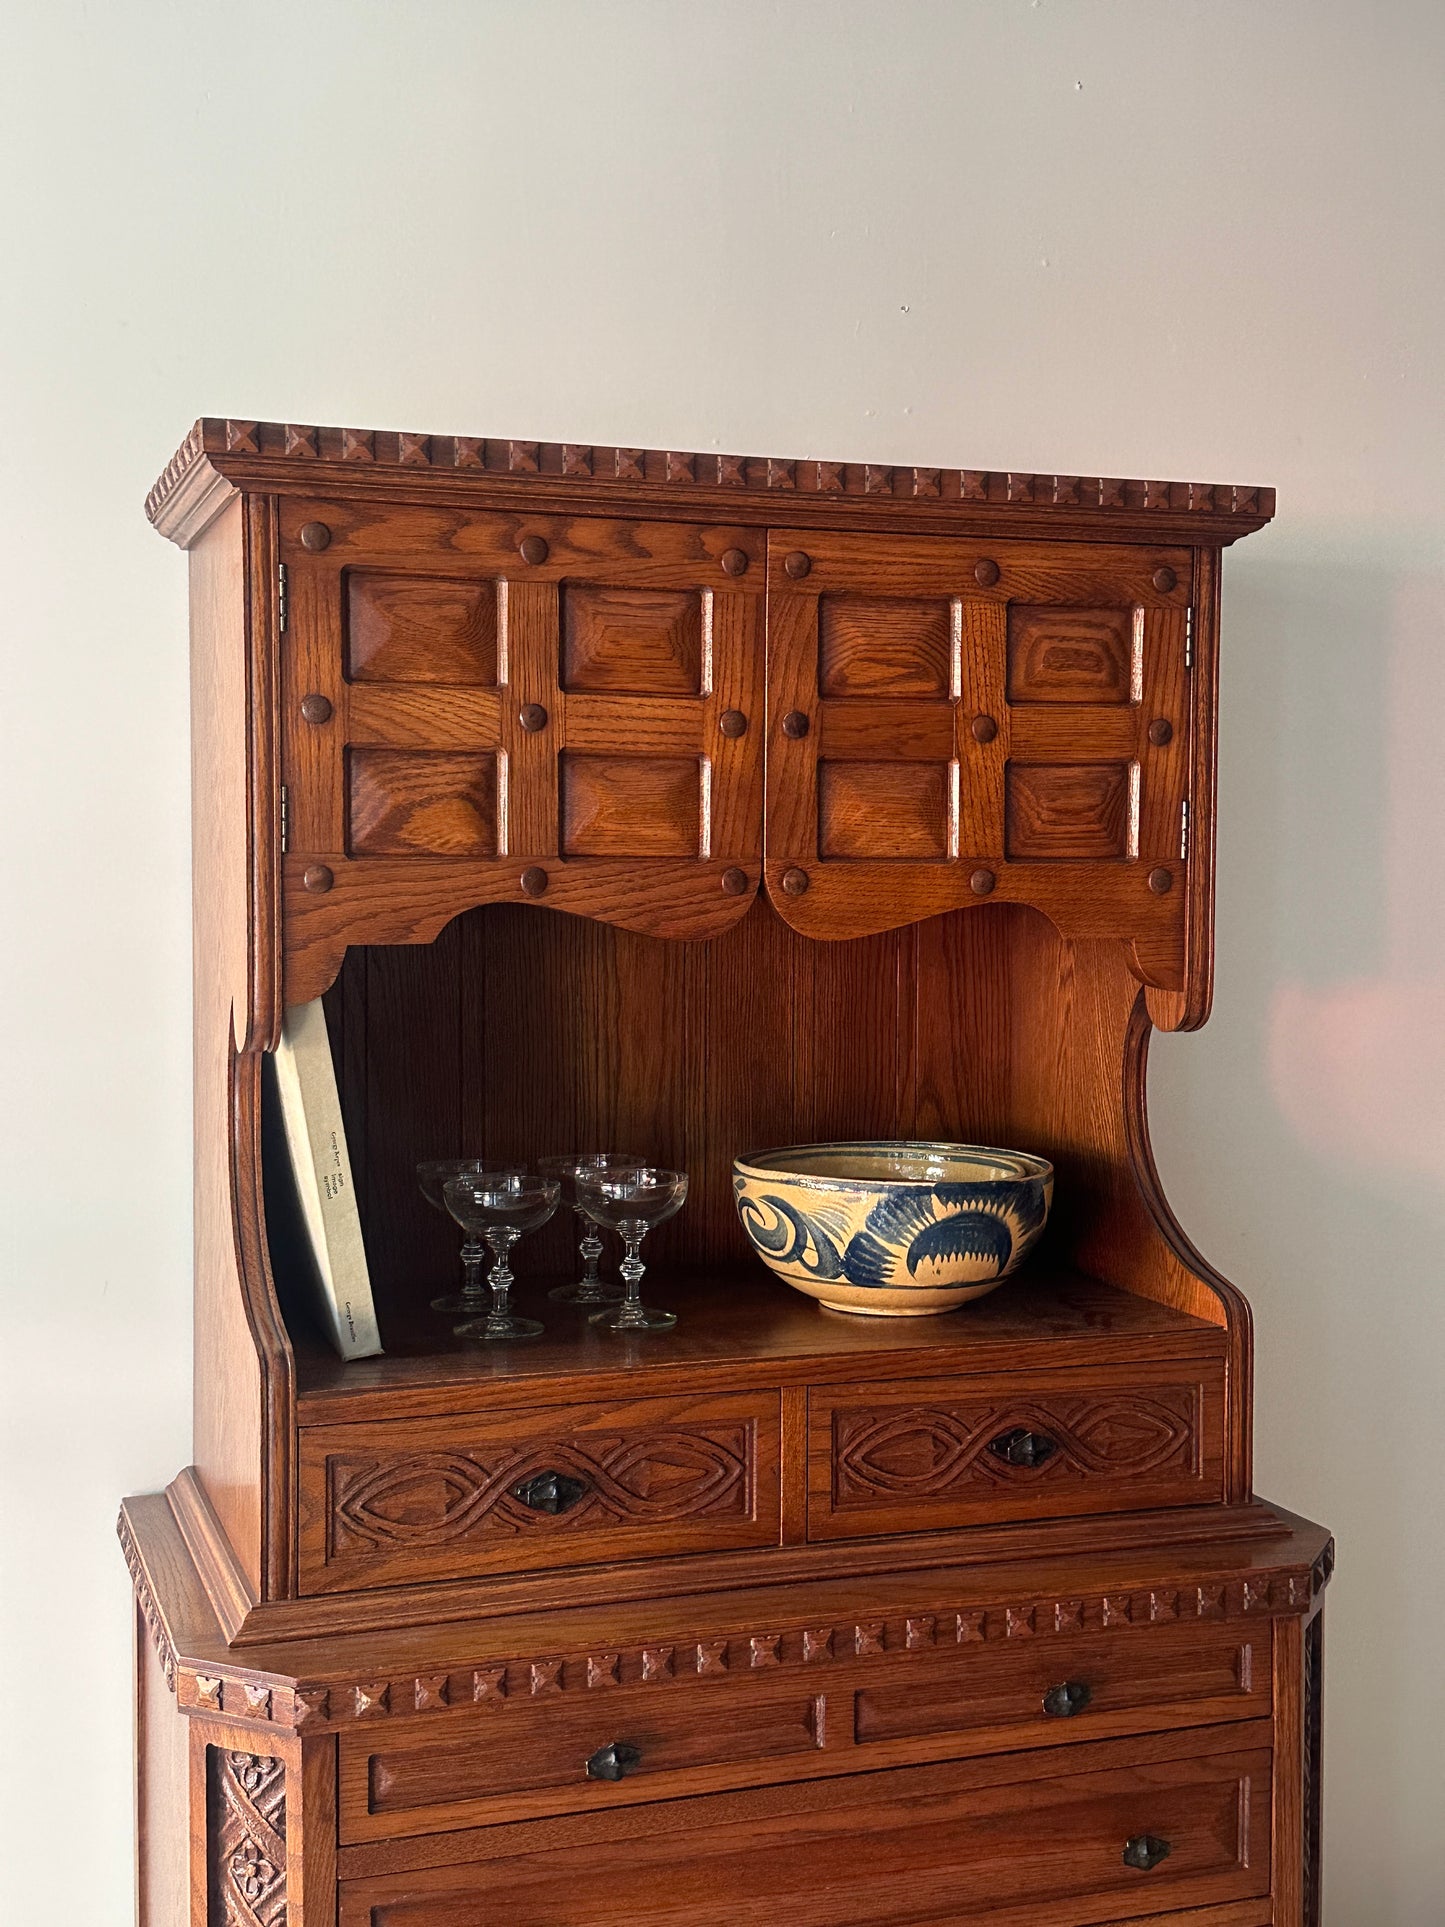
[852, 1617, 1269, 1765]
[809, 1359, 1225, 1540]
[339, 1672, 828, 1843]
[297, 1390, 779, 1593]
[338, 1729, 1271, 1926]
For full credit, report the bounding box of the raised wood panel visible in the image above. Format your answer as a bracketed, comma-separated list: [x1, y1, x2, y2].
[346, 574, 498, 685]
[348, 750, 499, 857]
[818, 593, 954, 696]
[336, 1734, 1271, 1925]
[817, 760, 952, 860]
[297, 1391, 781, 1593]
[559, 753, 702, 858]
[562, 583, 704, 693]
[809, 1359, 1225, 1540]
[1005, 761, 1133, 861]
[1007, 605, 1138, 705]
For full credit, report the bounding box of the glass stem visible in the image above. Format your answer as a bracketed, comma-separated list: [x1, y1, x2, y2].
[613, 1231, 649, 1332]
[485, 1227, 519, 1323]
[459, 1239, 489, 1314]
[577, 1208, 605, 1291]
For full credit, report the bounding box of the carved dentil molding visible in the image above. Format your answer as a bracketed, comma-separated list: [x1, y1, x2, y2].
[145, 417, 1275, 533]
[168, 1560, 1323, 1734]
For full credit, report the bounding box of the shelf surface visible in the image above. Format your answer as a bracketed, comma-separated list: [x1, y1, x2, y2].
[293, 1262, 1225, 1424]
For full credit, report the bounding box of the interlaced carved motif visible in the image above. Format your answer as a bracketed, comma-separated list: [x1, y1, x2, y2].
[209, 1749, 286, 1927]
[331, 1425, 750, 1550]
[833, 1393, 1195, 1503]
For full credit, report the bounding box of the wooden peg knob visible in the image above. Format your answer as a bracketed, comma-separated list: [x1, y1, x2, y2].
[970, 868, 996, 896]
[783, 551, 812, 580]
[1148, 718, 1174, 746]
[521, 866, 549, 897]
[302, 864, 334, 894]
[1148, 867, 1174, 894]
[782, 710, 810, 739]
[1151, 565, 1177, 593]
[781, 867, 810, 896]
[720, 548, 749, 576]
[974, 558, 1000, 587]
[720, 867, 749, 896]
[519, 703, 548, 732]
[300, 693, 333, 725]
[298, 521, 331, 552]
[718, 709, 748, 738]
[519, 535, 550, 565]
[971, 714, 998, 744]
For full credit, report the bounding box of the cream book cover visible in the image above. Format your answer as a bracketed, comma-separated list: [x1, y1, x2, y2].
[273, 998, 383, 1360]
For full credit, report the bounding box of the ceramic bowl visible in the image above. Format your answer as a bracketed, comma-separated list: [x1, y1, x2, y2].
[732, 1141, 1053, 1316]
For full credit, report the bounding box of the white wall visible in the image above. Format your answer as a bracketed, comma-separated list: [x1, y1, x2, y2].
[2, 3, 1440, 1918]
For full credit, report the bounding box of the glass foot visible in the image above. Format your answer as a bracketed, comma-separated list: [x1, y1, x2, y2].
[588, 1303, 676, 1333]
[456, 1312, 545, 1342]
[431, 1291, 471, 1314]
[548, 1279, 625, 1305]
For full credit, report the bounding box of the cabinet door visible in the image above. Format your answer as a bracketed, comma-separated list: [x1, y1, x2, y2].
[765, 530, 1193, 988]
[279, 502, 764, 1004]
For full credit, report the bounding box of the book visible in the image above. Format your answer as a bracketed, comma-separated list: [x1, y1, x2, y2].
[272, 998, 383, 1360]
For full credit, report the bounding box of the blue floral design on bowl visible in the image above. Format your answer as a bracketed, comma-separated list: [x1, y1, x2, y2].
[732, 1141, 1053, 1316]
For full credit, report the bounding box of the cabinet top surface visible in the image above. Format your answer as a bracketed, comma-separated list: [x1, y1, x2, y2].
[292, 1266, 1225, 1425]
[147, 416, 1276, 548]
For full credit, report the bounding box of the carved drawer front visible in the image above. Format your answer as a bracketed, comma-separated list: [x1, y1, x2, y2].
[278, 500, 765, 1005]
[339, 1671, 829, 1843]
[809, 1359, 1225, 1541]
[296, 1390, 779, 1595]
[765, 528, 1194, 995]
[336, 1731, 1271, 1925]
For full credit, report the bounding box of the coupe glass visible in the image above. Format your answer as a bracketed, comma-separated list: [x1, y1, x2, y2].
[441, 1171, 560, 1341]
[575, 1166, 688, 1333]
[538, 1153, 643, 1305]
[418, 1158, 521, 1313]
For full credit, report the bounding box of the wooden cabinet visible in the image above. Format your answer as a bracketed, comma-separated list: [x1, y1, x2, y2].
[125, 419, 1329, 1927]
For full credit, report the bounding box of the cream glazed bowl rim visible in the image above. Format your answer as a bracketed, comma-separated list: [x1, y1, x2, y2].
[734, 1141, 1054, 1190]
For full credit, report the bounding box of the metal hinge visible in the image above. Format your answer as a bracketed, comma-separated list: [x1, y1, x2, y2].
[1179, 798, 1190, 861]
[277, 560, 289, 634]
[1184, 607, 1194, 669]
[280, 784, 289, 855]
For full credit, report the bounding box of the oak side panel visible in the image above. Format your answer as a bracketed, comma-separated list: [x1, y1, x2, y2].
[190, 495, 286, 1594]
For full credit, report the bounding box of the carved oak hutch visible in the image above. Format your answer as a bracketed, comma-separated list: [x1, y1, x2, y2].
[122, 419, 1332, 1927]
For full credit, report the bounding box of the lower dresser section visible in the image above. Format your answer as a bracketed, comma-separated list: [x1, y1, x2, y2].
[336, 1725, 1273, 1927]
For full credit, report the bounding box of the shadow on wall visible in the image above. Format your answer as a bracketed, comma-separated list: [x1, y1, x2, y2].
[1149, 551, 1445, 1922]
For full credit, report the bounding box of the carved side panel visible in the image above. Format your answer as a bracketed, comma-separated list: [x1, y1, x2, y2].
[1303, 1610, 1324, 1927]
[208, 1748, 287, 1927]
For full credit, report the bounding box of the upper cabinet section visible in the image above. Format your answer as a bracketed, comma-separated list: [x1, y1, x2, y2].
[151, 420, 1268, 1027]
[279, 500, 765, 1004]
[764, 532, 1197, 994]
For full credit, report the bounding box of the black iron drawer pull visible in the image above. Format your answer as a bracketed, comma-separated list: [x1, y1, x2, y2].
[511, 1469, 588, 1514]
[586, 1740, 642, 1782]
[987, 1426, 1058, 1468]
[1123, 1834, 1171, 1872]
[1041, 1679, 1092, 1718]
